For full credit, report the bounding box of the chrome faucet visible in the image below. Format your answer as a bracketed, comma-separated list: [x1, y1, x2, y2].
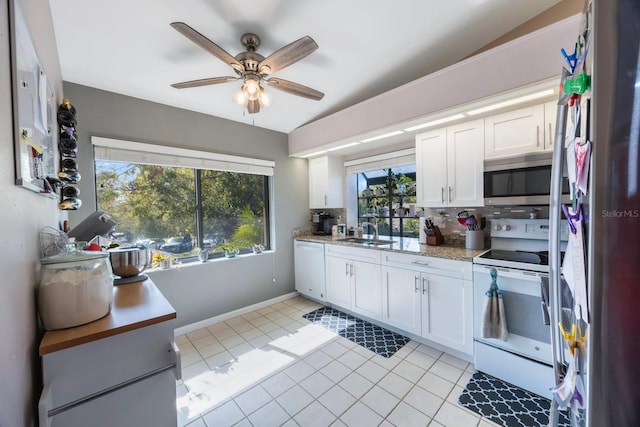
[360, 222, 378, 240]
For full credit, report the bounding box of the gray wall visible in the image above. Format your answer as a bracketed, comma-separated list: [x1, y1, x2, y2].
[0, 1, 63, 426]
[63, 82, 310, 327]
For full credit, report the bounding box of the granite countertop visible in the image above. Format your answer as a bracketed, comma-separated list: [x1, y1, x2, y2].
[296, 234, 487, 262]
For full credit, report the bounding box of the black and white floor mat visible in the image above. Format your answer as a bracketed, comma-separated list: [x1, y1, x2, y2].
[459, 371, 571, 427]
[303, 307, 410, 358]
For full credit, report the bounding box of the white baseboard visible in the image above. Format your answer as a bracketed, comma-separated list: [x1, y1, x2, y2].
[174, 292, 300, 336]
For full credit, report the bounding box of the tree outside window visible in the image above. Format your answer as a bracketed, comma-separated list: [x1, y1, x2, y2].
[95, 161, 269, 260]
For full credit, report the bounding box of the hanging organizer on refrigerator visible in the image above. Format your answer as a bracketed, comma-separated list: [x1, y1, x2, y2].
[548, 1, 593, 426]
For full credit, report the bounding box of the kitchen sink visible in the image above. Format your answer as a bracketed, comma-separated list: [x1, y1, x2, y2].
[338, 237, 397, 246]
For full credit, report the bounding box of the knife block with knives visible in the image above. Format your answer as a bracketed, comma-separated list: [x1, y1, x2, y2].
[423, 218, 444, 246]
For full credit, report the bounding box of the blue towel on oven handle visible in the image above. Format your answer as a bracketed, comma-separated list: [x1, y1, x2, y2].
[482, 268, 508, 341]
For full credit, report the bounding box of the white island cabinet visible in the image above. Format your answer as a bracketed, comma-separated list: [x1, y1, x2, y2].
[38, 279, 180, 427]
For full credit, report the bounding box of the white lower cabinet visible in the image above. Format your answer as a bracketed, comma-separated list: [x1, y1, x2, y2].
[325, 244, 382, 320]
[382, 266, 422, 336]
[325, 255, 353, 309]
[382, 252, 474, 356]
[420, 272, 473, 355]
[39, 320, 179, 427]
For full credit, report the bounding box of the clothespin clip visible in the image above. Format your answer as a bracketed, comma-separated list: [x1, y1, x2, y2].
[562, 203, 583, 234]
[561, 43, 579, 74]
[558, 323, 578, 355]
[564, 73, 591, 95]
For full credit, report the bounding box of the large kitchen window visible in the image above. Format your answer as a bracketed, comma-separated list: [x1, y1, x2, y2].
[92, 137, 273, 261]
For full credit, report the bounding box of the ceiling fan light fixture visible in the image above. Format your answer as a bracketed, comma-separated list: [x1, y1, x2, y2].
[259, 87, 271, 107]
[244, 78, 260, 95]
[233, 88, 248, 107]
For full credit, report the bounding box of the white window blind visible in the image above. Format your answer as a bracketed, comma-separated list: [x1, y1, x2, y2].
[344, 148, 415, 174]
[92, 137, 275, 176]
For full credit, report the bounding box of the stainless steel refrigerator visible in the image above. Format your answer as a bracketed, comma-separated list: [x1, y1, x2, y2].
[549, 0, 640, 426]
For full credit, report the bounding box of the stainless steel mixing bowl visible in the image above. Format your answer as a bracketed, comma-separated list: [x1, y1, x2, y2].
[108, 246, 151, 278]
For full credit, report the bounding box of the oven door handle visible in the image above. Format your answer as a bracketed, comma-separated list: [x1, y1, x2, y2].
[473, 265, 547, 282]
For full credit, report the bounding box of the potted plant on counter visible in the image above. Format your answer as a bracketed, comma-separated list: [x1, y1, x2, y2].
[216, 242, 240, 258]
[152, 252, 175, 269]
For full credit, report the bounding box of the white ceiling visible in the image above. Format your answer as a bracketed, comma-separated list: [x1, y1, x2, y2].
[49, 0, 561, 134]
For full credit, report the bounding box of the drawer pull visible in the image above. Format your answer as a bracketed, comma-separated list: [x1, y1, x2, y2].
[411, 260, 430, 266]
[170, 341, 182, 381]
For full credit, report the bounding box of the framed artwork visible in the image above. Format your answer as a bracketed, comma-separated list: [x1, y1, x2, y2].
[9, 0, 56, 196]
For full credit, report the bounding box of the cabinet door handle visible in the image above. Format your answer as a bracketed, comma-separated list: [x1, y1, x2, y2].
[350, 263, 354, 277]
[536, 125, 540, 147]
[448, 186, 452, 203]
[441, 187, 445, 203]
[324, 195, 328, 206]
[414, 275, 420, 293]
[345, 262, 350, 276]
[170, 341, 182, 381]
[548, 123, 553, 146]
[422, 277, 428, 295]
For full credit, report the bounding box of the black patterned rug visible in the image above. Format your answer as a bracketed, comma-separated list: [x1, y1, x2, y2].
[459, 371, 571, 427]
[302, 307, 410, 358]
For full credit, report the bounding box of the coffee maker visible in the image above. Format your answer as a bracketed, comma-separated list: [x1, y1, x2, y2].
[312, 213, 332, 235]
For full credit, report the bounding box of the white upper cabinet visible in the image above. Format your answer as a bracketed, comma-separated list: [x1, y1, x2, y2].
[484, 104, 544, 158]
[484, 102, 558, 158]
[543, 101, 558, 151]
[416, 128, 448, 207]
[309, 156, 344, 209]
[416, 119, 484, 208]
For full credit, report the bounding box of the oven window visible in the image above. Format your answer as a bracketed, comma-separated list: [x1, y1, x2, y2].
[484, 166, 569, 197]
[501, 290, 551, 344]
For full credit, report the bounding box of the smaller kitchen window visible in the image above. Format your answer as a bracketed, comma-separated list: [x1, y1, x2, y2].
[345, 149, 419, 239]
[355, 166, 419, 238]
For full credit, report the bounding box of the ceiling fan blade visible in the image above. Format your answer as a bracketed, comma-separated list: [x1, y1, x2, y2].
[171, 22, 245, 73]
[265, 78, 324, 100]
[171, 76, 239, 89]
[258, 36, 318, 75]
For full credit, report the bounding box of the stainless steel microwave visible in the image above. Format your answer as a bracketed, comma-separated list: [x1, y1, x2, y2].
[484, 152, 570, 206]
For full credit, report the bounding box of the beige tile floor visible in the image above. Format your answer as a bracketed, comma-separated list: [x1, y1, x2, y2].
[175, 295, 501, 427]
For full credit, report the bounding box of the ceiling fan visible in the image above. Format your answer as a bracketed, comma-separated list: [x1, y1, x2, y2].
[170, 22, 324, 114]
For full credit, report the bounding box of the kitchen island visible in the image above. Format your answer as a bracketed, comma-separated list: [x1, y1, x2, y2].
[38, 278, 180, 427]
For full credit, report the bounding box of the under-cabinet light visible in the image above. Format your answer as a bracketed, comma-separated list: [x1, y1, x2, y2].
[466, 89, 555, 115]
[298, 150, 328, 158]
[327, 142, 361, 152]
[360, 130, 405, 143]
[403, 114, 466, 132]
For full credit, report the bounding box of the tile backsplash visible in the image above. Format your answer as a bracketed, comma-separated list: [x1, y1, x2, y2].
[304, 205, 548, 245]
[422, 205, 549, 239]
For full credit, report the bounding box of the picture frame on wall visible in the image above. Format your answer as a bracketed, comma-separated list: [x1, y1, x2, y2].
[8, 0, 56, 196]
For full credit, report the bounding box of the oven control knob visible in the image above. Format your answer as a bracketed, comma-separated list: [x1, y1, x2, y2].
[503, 225, 511, 231]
